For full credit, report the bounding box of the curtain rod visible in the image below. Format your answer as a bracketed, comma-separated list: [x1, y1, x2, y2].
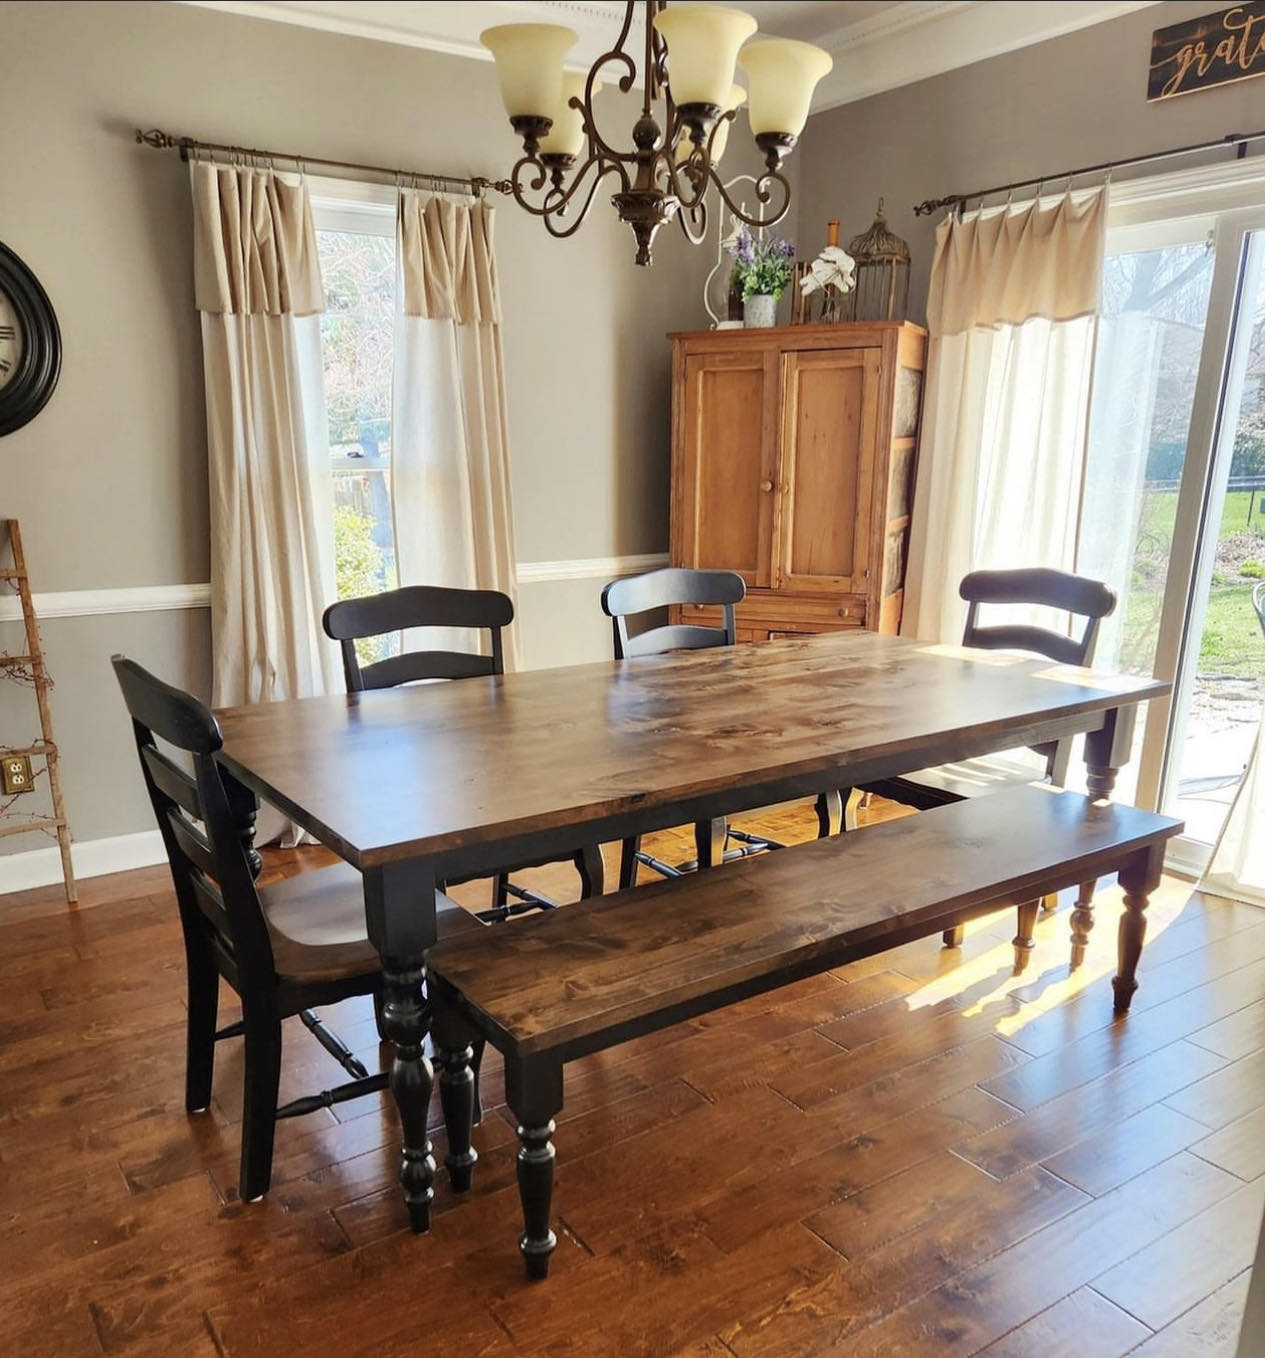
[913, 127, 1265, 217]
[134, 127, 512, 198]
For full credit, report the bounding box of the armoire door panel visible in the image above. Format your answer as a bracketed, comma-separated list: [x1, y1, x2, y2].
[776, 347, 882, 594]
[678, 351, 777, 587]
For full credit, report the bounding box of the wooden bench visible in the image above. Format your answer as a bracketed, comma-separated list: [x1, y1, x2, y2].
[427, 785, 1182, 1279]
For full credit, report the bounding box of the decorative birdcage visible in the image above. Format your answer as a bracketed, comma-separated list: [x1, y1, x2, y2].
[843, 198, 910, 323]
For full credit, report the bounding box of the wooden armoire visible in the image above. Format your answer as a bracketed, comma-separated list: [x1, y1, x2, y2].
[668, 320, 926, 639]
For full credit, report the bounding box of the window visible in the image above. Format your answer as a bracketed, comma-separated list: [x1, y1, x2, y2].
[312, 188, 398, 662]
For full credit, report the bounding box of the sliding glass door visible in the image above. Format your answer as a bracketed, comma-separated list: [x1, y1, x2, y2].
[1080, 183, 1265, 865]
[1162, 225, 1265, 850]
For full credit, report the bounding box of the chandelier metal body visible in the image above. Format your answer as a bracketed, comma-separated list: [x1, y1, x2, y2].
[484, 3, 830, 266]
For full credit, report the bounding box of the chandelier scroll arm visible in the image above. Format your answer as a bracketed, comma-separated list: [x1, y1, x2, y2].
[709, 166, 792, 230]
[541, 161, 627, 240]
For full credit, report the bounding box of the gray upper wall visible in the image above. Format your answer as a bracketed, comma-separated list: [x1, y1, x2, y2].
[0, 0, 730, 852]
[0, 0, 721, 592]
[797, 0, 1265, 327]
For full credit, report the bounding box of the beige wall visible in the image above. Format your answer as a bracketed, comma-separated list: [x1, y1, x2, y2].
[0, 0, 719, 855]
[797, 0, 1265, 327]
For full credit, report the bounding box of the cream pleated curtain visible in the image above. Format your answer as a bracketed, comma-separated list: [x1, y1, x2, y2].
[191, 162, 338, 707]
[903, 189, 1108, 643]
[393, 191, 521, 666]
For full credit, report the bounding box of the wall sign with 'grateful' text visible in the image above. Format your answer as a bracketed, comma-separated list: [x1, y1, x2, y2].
[1149, 2, 1265, 100]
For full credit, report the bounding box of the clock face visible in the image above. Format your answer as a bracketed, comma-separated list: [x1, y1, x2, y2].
[0, 289, 24, 393]
[0, 242, 59, 436]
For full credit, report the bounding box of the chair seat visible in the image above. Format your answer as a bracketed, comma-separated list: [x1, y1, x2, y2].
[260, 860, 481, 983]
[887, 751, 1050, 804]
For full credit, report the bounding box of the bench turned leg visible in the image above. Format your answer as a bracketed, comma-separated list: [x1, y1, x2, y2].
[1113, 844, 1164, 1014]
[943, 924, 965, 948]
[432, 1001, 478, 1194]
[1069, 879, 1097, 970]
[506, 1054, 564, 1281]
[815, 789, 844, 838]
[1013, 900, 1039, 974]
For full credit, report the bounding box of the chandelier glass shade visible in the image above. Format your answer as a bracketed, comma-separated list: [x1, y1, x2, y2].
[480, 3, 832, 266]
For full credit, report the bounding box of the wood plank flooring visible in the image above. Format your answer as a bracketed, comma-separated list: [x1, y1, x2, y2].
[0, 799, 1261, 1356]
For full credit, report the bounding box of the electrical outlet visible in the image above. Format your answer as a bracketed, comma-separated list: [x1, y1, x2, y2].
[2, 754, 34, 795]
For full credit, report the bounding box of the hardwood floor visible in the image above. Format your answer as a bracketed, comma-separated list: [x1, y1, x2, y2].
[0, 799, 1260, 1356]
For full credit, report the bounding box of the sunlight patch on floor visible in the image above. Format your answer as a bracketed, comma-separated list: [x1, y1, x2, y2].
[899, 885, 1189, 1039]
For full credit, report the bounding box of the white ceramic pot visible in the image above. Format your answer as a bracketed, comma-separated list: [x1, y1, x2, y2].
[743, 293, 778, 328]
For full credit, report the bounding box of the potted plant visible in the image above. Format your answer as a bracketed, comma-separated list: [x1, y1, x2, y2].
[726, 225, 795, 328]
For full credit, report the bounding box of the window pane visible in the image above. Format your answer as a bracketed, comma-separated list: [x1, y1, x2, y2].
[316, 227, 397, 663]
[1076, 239, 1215, 801]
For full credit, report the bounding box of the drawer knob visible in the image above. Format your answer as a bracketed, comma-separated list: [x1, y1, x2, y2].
[839, 606, 850, 618]
[760, 478, 773, 492]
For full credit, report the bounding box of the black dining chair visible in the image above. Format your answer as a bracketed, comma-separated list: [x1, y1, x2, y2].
[860, 567, 1117, 955]
[600, 566, 843, 888]
[322, 585, 605, 918]
[112, 655, 482, 1203]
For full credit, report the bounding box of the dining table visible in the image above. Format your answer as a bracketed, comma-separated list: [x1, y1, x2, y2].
[214, 629, 1169, 1231]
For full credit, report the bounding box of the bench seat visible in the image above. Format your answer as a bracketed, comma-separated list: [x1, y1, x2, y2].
[428, 784, 1182, 1278]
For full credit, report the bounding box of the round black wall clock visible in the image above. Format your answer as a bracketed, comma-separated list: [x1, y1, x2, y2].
[0, 241, 61, 437]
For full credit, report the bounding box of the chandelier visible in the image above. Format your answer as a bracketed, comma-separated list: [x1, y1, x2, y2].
[480, 3, 832, 266]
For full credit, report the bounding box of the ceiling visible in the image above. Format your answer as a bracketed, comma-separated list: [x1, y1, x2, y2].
[182, 1, 1161, 110]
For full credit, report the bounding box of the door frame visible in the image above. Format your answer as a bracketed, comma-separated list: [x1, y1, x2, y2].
[1102, 166, 1265, 867]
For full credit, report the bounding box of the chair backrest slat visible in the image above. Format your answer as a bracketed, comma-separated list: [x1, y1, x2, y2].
[141, 744, 202, 820]
[961, 623, 1086, 668]
[359, 651, 497, 687]
[601, 568, 745, 660]
[167, 809, 219, 881]
[620, 624, 734, 660]
[323, 585, 513, 692]
[113, 655, 275, 986]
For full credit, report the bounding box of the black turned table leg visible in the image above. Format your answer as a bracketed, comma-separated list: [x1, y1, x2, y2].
[506, 1053, 564, 1281]
[364, 862, 439, 1233]
[1114, 843, 1165, 1013]
[432, 991, 478, 1193]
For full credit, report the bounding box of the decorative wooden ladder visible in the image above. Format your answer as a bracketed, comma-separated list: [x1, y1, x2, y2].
[0, 518, 76, 903]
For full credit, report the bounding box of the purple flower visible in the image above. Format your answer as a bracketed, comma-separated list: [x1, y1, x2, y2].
[778, 238, 795, 259]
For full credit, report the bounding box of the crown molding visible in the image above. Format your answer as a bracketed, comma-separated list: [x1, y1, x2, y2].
[812, 1, 1162, 111]
[180, 0, 1162, 110]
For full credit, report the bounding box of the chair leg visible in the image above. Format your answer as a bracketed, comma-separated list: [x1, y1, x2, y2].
[1041, 891, 1060, 913]
[184, 940, 219, 1114]
[843, 787, 865, 832]
[471, 1037, 486, 1126]
[239, 1004, 283, 1203]
[694, 817, 727, 871]
[492, 873, 511, 911]
[1013, 900, 1039, 974]
[618, 837, 641, 890]
[815, 789, 844, 838]
[575, 843, 605, 898]
[943, 924, 965, 948]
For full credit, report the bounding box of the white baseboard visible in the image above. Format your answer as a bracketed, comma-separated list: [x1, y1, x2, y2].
[0, 829, 168, 895]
